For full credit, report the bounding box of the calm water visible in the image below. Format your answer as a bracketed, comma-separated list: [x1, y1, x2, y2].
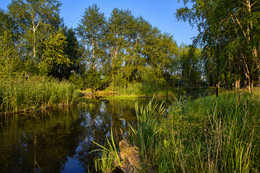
[0, 92, 212, 173]
[0, 97, 174, 173]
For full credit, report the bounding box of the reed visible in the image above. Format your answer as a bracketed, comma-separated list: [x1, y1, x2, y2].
[132, 98, 165, 168]
[0, 76, 81, 114]
[92, 130, 121, 172]
[132, 91, 260, 172]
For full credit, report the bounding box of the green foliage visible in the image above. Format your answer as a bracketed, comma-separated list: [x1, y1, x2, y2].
[0, 31, 20, 78]
[176, 0, 260, 90]
[1, 1, 195, 95]
[40, 29, 70, 76]
[85, 69, 101, 90]
[64, 28, 84, 78]
[0, 76, 80, 113]
[92, 7, 179, 92]
[131, 91, 260, 172]
[7, 0, 62, 61]
[104, 81, 178, 97]
[177, 45, 203, 91]
[1, 1, 208, 97]
[68, 73, 85, 89]
[93, 130, 121, 172]
[131, 99, 165, 166]
[1, 0, 78, 79]
[77, 4, 106, 71]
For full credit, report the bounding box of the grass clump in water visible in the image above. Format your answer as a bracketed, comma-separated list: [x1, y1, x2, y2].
[93, 130, 122, 173]
[0, 76, 81, 114]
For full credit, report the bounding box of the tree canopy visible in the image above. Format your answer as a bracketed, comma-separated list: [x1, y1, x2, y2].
[3, 1, 250, 92]
[176, 0, 260, 91]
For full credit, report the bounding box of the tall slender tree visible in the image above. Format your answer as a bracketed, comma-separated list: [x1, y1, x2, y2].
[77, 4, 106, 71]
[106, 8, 131, 89]
[7, 0, 62, 67]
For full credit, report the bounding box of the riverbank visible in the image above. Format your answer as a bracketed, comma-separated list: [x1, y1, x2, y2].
[81, 84, 216, 99]
[135, 89, 259, 172]
[94, 89, 260, 172]
[0, 76, 81, 114]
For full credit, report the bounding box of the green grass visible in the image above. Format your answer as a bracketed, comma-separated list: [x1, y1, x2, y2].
[102, 82, 180, 97]
[0, 76, 81, 114]
[92, 130, 122, 172]
[131, 90, 260, 172]
[103, 95, 140, 100]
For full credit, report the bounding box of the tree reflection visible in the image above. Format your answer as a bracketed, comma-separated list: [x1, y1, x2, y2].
[0, 109, 83, 172]
[0, 97, 169, 173]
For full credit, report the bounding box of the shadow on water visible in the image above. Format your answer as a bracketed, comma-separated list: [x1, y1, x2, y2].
[0, 92, 212, 172]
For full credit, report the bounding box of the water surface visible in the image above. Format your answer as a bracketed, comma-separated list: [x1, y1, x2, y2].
[0, 92, 212, 172]
[0, 97, 167, 172]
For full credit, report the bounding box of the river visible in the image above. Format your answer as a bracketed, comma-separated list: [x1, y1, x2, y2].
[0, 97, 170, 172]
[0, 92, 212, 172]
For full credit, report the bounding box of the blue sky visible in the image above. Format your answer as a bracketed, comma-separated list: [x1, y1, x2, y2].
[0, 0, 198, 45]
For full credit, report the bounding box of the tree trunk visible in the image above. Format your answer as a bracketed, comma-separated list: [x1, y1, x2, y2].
[245, 73, 251, 92]
[92, 39, 95, 71]
[216, 82, 219, 97]
[31, 11, 41, 64]
[32, 21, 36, 63]
[33, 29, 36, 61]
[111, 52, 115, 92]
[235, 80, 240, 90]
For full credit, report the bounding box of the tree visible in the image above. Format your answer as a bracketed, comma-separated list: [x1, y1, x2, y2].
[105, 8, 131, 89]
[0, 10, 21, 78]
[77, 4, 106, 71]
[0, 31, 20, 78]
[59, 28, 84, 79]
[176, 0, 260, 92]
[177, 45, 202, 89]
[7, 0, 62, 72]
[39, 29, 70, 76]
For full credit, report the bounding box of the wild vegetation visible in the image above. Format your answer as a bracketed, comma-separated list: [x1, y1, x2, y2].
[94, 90, 260, 172]
[1, 0, 258, 100]
[0, 76, 80, 113]
[176, 0, 259, 91]
[0, 1, 208, 98]
[0, 0, 259, 171]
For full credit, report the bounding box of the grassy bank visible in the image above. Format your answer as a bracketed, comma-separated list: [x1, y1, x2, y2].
[84, 83, 215, 99]
[0, 76, 81, 114]
[100, 82, 182, 97]
[94, 90, 259, 172]
[131, 90, 260, 172]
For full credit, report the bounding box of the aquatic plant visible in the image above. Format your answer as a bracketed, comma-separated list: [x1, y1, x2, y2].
[131, 91, 260, 172]
[93, 130, 121, 172]
[0, 76, 81, 114]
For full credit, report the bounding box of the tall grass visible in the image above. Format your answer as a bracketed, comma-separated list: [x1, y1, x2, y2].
[93, 130, 122, 172]
[0, 76, 81, 114]
[130, 98, 165, 170]
[131, 91, 260, 172]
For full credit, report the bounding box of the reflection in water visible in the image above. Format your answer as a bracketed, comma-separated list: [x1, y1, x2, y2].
[0, 98, 157, 173]
[0, 93, 213, 173]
